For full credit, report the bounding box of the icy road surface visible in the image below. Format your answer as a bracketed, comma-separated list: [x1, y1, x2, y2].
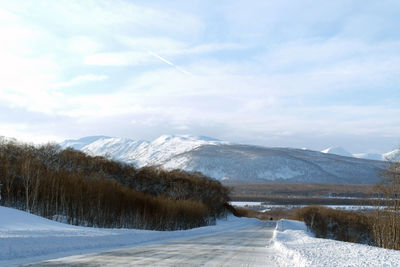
[25, 221, 277, 267]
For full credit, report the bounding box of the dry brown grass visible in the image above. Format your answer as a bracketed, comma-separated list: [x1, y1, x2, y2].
[294, 206, 374, 244]
[370, 158, 400, 250]
[295, 205, 400, 250]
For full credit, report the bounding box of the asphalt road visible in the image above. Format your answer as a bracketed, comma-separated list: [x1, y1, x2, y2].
[25, 221, 277, 267]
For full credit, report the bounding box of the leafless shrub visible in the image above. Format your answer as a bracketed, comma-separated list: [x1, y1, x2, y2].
[370, 154, 400, 249]
[295, 206, 374, 245]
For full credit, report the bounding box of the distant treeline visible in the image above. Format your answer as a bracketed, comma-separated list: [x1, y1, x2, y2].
[0, 137, 230, 230]
[229, 183, 376, 200]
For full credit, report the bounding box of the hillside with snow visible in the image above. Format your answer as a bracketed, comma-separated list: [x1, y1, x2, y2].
[163, 144, 385, 184]
[61, 135, 228, 167]
[353, 153, 384, 161]
[321, 146, 400, 161]
[321, 146, 353, 157]
[383, 148, 400, 161]
[61, 135, 388, 184]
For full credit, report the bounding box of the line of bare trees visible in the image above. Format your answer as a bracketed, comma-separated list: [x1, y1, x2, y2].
[0, 137, 230, 230]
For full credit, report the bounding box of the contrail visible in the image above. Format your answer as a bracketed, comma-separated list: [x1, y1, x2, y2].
[147, 50, 193, 76]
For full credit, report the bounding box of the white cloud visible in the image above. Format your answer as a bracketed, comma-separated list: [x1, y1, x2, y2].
[1, 1, 203, 37]
[0, 1, 399, 153]
[53, 75, 109, 89]
[86, 36, 245, 68]
[67, 36, 103, 55]
[119, 36, 246, 55]
[261, 38, 400, 71]
[0, 122, 62, 144]
[118, 36, 187, 54]
[183, 43, 246, 54]
[84, 51, 156, 66]
[0, 7, 18, 22]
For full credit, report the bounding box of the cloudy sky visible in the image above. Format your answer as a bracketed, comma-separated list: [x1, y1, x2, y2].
[0, 0, 399, 153]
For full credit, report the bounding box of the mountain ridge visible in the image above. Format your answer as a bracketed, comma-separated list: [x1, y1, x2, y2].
[60, 135, 390, 184]
[321, 146, 353, 158]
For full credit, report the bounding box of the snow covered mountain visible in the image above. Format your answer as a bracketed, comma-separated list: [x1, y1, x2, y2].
[61, 135, 228, 167]
[321, 146, 353, 157]
[60, 136, 111, 150]
[383, 148, 400, 161]
[321, 146, 400, 161]
[163, 144, 385, 184]
[61, 135, 388, 184]
[353, 153, 384, 161]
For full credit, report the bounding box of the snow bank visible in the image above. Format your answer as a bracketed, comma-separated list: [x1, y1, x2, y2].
[272, 219, 400, 267]
[0, 206, 257, 266]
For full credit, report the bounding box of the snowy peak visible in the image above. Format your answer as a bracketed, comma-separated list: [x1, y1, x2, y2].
[321, 146, 353, 158]
[60, 136, 110, 150]
[133, 134, 228, 166]
[82, 137, 149, 161]
[60, 135, 228, 167]
[353, 153, 384, 161]
[151, 135, 224, 146]
[383, 148, 400, 161]
[321, 146, 398, 161]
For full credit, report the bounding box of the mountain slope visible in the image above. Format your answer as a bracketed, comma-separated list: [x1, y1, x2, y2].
[353, 153, 384, 161]
[321, 146, 353, 157]
[383, 148, 400, 161]
[60, 136, 110, 150]
[61, 136, 387, 184]
[61, 135, 228, 167]
[163, 145, 385, 184]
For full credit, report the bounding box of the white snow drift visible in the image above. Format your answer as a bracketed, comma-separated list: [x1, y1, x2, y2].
[272, 219, 400, 267]
[0, 206, 256, 266]
[2, 206, 400, 266]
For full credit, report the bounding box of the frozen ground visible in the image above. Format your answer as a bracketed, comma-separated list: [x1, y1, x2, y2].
[25, 221, 277, 266]
[230, 201, 264, 206]
[230, 201, 378, 212]
[3, 206, 400, 266]
[271, 219, 400, 267]
[0, 206, 269, 266]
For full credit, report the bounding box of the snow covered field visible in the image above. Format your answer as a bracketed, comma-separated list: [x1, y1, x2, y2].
[2, 206, 400, 266]
[230, 201, 378, 211]
[0, 206, 257, 266]
[272, 219, 400, 267]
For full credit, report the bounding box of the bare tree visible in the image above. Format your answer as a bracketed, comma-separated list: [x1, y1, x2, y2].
[372, 149, 400, 249]
[20, 147, 39, 212]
